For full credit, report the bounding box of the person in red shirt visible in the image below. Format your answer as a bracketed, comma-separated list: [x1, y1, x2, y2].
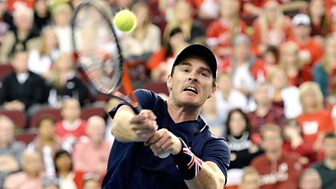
[297, 82, 334, 151]
[288, 14, 324, 81]
[55, 98, 87, 151]
[251, 124, 303, 189]
[206, 0, 247, 60]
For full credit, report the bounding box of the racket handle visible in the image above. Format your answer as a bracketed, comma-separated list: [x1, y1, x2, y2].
[159, 152, 170, 159]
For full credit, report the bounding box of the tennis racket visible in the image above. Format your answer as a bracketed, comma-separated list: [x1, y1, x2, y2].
[71, 0, 169, 158]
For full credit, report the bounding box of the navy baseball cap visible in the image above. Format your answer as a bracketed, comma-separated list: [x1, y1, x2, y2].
[171, 44, 217, 78]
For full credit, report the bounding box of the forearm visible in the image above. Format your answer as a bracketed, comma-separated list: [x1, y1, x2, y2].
[185, 162, 225, 189]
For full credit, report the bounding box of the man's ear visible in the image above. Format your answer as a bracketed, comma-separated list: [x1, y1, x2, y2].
[208, 82, 217, 99]
[167, 74, 172, 91]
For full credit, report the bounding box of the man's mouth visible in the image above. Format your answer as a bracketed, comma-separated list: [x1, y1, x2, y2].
[183, 86, 198, 94]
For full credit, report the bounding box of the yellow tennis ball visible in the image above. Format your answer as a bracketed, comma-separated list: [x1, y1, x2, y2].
[113, 10, 137, 32]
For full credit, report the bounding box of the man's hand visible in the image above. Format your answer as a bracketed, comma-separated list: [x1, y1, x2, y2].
[130, 110, 158, 142]
[145, 128, 182, 157]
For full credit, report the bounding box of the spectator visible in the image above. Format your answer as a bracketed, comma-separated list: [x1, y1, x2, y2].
[225, 108, 262, 188]
[288, 13, 324, 81]
[0, 50, 48, 113]
[120, 2, 161, 62]
[73, 116, 111, 175]
[0, 0, 14, 46]
[83, 175, 101, 189]
[47, 52, 88, 107]
[248, 82, 284, 144]
[279, 41, 307, 86]
[251, 124, 303, 189]
[51, 3, 73, 53]
[201, 95, 222, 137]
[33, 0, 51, 35]
[215, 72, 249, 125]
[28, 26, 59, 78]
[308, 0, 330, 40]
[0, 115, 26, 188]
[262, 45, 280, 73]
[55, 98, 87, 151]
[147, 27, 189, 81]
[268, 66, 301, 119]
[4, 150, 44, 189]
[240, 167, 260, 189]
[311, 132, 336, 189]
[54, 150, 81, 189]
[0, 5, 39, 63]
[220, 34, 266, 97]
[313, 35, 336, 97]
[282, 119, 316, 167]
[207, 0, 247, 59]
[298, 168, 322, 189]
[28, 116, 62, 176]
[297, 82, 334, 151]
[164, 0, 205, 44]
[250, 0, 292, 55]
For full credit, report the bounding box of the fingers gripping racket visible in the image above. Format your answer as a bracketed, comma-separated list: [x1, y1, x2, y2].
[71, 0, 169, 158]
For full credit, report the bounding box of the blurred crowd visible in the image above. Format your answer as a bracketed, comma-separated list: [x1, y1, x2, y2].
[0, 0, 336, 189]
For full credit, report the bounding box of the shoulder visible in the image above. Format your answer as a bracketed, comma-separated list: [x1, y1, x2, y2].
[134, 89, 163, 109]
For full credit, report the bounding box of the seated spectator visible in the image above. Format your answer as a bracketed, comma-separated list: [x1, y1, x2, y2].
[268, 66, 301, 119]
[282, 119, 316, 167]
[201, 96, 222, 137]
[147, 27, 189, 81]
[288, 13, 324, 81]
[297, 82, 334, 151]
[47, 53, 88, 107]
[51, 3, 73, 53]
[28, 116, 62, 176]
[73, 116, 111, 175]
[250, 0, 293, 55]
[220, 34, 266, 97]
[55, 98, 87, 151]
[0, 5, 39, 63]
[0, 50, 48, 113]
[206, 0, 247, 59]
[120, 2, 161, 62]
[299, 168, 322, 189]
[279, 41, 307, 86]
[164, 1, 205, 44]
[54, 150, 81, 189]
[28, 26, 59, 78]
[313, 35, 336, 97]
[33, 0, 52, 35]
[251, 124, 303, 189]
[83, 174, 101, 189]
[225, 108, 262, 188]
[240, 167, 260, 189]
[215, 72, 249, 125]
[248, 82, 284, 144]
[311, 132, 336, 189]
[309, 0, 330, 40]
[0, 115, 26, 188]
[4, 150, 44, 189]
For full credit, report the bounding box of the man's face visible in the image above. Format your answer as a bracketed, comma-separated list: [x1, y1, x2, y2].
[167, 58, 216, 109]
[261, 130, 283, 153]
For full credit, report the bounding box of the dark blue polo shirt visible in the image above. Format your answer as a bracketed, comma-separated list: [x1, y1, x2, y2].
[102, 89, 230, 189]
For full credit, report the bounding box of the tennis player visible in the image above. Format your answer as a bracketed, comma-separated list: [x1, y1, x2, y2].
[102, 44, 230, 189]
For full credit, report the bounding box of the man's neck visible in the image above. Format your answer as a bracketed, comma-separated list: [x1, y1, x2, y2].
[256, 104, 271, 116]
[167, 98, 200, 123]
[266, 150, 282, 162]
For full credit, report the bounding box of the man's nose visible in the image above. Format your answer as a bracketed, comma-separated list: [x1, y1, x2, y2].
[188, 71, 198, 81]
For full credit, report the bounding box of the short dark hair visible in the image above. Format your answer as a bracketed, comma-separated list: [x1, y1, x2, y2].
[324, 132, 336, 141]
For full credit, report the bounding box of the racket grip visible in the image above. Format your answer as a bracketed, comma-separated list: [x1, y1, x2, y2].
[159, 152, 170, 159]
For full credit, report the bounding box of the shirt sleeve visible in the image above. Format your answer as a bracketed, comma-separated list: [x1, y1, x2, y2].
[108, 89, 157, 119]
[202, 138, 231, 183]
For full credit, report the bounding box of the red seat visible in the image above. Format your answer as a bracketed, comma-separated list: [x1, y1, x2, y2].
[15, 130, 37, 144]
[0, 109, 26, 129]
[80, 106, 106, 120]
[143, 81, 169, 95]
[0, 64, 13, 81]
[30, 107, 62, 128]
